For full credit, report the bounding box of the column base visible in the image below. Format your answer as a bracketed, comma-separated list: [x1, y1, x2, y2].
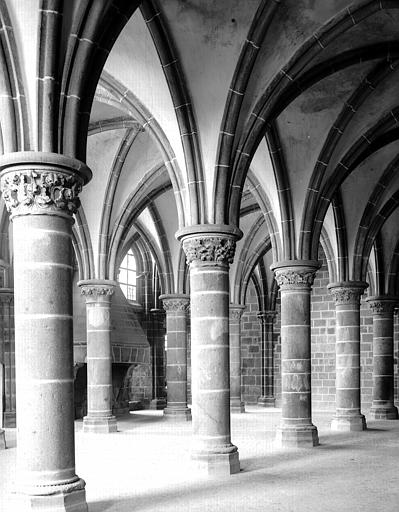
[331, 414, 367, 431]
[13, 489, 88, 512]
[230, 400, 245, 413]
[149, 398, 166, 410]
[369, 405, 398, 420]
[257, 396, 276, 407]
[0, 429, 6, 449]
[12, 479, 87, 512]
[191, 449, 240, 476]
[275, 424, 319, 448]
[163, 407, 192, 421]
[83, 415, 117, 433]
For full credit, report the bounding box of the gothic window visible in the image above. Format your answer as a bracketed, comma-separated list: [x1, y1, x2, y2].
[118, 249, 137, 301]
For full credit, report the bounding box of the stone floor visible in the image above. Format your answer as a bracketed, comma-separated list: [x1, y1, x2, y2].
[1, 406, 398, 511]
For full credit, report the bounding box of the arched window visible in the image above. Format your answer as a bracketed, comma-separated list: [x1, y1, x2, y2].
[118, 249, 137, 301]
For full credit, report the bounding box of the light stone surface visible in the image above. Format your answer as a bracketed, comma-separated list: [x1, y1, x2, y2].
[229, 304, 246, 413]
[272, 261, 320, 447]
[366, 296, 398, 420]
[79, 280, 117, 434]
[160, 294, 191, 421]
[329, 282, 368, 432]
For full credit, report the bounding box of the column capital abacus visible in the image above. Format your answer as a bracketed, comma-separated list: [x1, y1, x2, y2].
[366, 295, 397, 315]
[271, 260, 321, 290]
[0, 151, 91, 219]
[78, 279, 117, 302]
[229, 304, 246, 320]
[159, 293, 190, 312]
[257, 310, 277, 324]
[176, 224, 242, 266]
[327, 281, 368, 305]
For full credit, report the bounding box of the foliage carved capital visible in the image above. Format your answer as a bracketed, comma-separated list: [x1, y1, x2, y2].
[328, 282, 368, 306]
[366, 296, 397, 316]
[161, 296, 190, 313]
[182, 236, 237, 265]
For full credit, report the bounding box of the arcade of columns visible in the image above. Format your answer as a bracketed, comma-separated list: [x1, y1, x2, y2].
[0, 150, 398, 510]
[1, 3, 399, 511]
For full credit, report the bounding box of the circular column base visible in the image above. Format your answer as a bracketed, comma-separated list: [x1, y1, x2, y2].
[331, 414, 366, 431]
[275, 424, 319, 448]
[13, 489, 88, 512]
[230, 400, 245, 413]
[257, 396, 276, 407]
[163, 407, 192, 421]
[369, 405, 398, 420]
[83, 415, 117, 433]
[12, 479, 87, 512]
[149, 398, 167, 410]
[191, 449, 240, 476]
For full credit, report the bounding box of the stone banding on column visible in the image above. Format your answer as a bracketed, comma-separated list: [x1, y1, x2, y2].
[257, 310, 277, 407]
[78, 279, 118, 434]
[0, 152, 90, 511]
[229, 304, 246, 413]
[149, 308, 167, 410]
[328, 281, 368, 432]
[366, 295, 398, 420]
[271, 260, 320, 448]
[177, 224, 242, 476]
[160, 293, 191, 421]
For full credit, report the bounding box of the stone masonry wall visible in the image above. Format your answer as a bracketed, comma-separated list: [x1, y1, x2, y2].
[310, 246, 375, 412]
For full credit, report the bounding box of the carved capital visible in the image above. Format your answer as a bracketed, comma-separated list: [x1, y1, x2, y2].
[182, 236, 236, 265]
[0, 151, 91, 218]
[328, 281, 368, 306]
[0, 288, 13, 304]
[160, 294, 190, 313]
[1, 170, 83, 216]
[229, 305, 245, 321]
[78, 280, 116, 303]
[176, 224, 242, 266]
[366, 296, 397, 316]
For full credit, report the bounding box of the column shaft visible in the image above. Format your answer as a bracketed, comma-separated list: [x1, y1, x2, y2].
[178, 226, 241, 475]
[257, 311, 276, 407]
[149, 309, 166, 409]
[229, 304, 245, 413]
[160, 294, 191, 421]
[329, 281, 367, 431]
[0, 152, 90, 511]
[79, 280, 117, 433]
[366, 296, 398, 419]
[272, 261, 320, 447]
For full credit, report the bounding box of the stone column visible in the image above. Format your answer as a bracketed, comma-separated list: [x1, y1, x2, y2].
[271, 260, 320, 447]
[328, 281, 368, 431]
[159, 294, 191, 421]
[0, 152, 90, 511]
[149, 308, 167, 409]
[229, 304, 245, 413]
[78, 280, 117, 433]
[366, 296, 398, 420]
[0, 288, 15, 430]
[177, 224, 242, 475]
[257, 310, 277, 407]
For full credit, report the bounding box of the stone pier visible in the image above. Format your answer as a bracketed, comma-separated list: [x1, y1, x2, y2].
[328, 281, 368, 431]
[229, 304, 245, 413]
[149, 308, 167, 409]
[257, 310, 276, 407]
[78, 280, 117, 433]
[366, 296, 398, 420]
[0, 152, 90, 511]
[271, 260, 320, 447]
[177, 224, 241, 475]
[160, 294, 191, 421]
